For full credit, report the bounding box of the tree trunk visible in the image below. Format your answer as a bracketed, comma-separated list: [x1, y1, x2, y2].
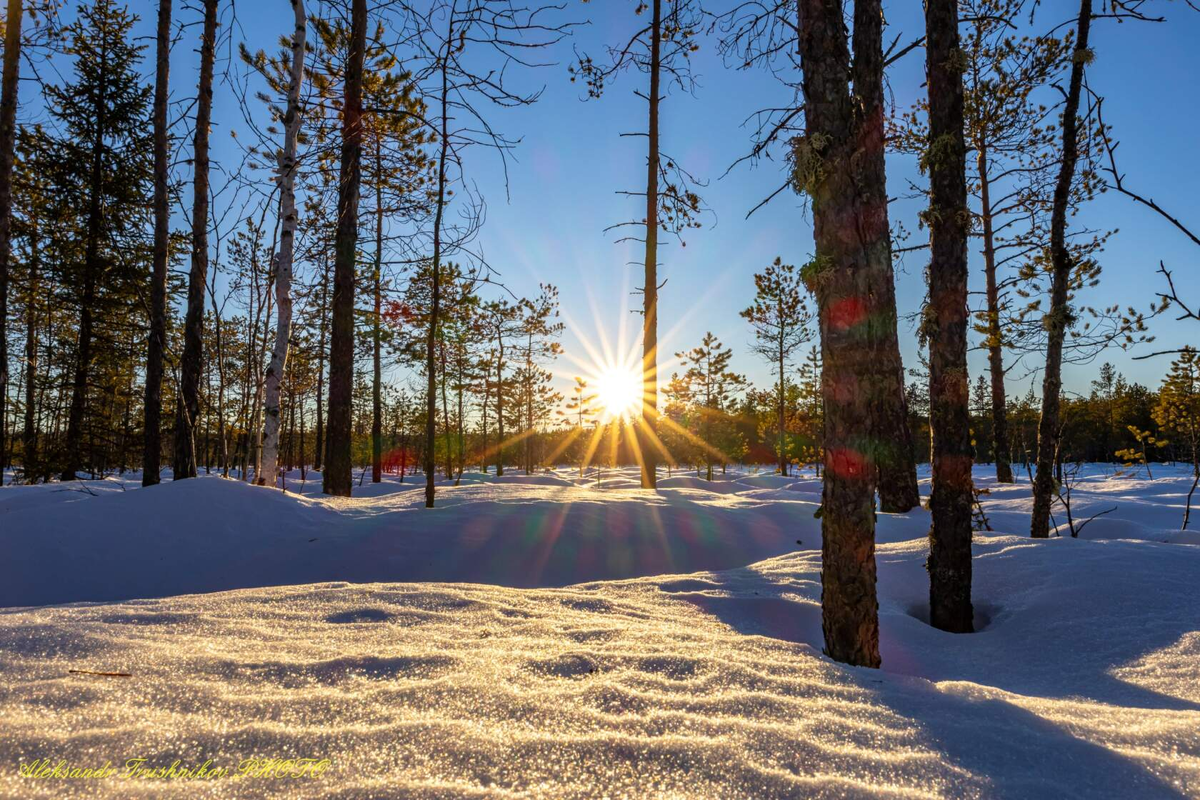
[314, 251, 328, 470]
[425, 19, 452, 507]
[372, 140, 383, 483]
[925, 0, 974, 634]
[1031, 0, 1092, 538]
[323, 0, 366, 497]
[174, 0, 218, 481]
[640, 0, 661, 490]
[142, 0, 171, 486]
[21, 212, 37, 479]
[796, 0, 887, 668]
[0, 0, 23, 476]
[259, 0, 306, 488]
[853, 2, 919, 514]
[495, 346, 505, 477]
[778, 335, 787, 476]
[976, 146, 1013, 483]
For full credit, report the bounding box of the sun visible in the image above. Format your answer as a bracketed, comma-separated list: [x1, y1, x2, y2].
[594, 365, 643, 421]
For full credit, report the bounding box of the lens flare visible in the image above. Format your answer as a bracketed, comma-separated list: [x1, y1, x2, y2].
[593, 365, 642, 421]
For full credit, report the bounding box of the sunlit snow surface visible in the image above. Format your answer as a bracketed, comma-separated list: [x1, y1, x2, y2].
[2, 465, 1199, 798]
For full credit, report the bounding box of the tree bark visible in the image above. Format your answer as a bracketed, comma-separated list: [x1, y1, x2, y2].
[639, 0, 661, 490]
[796, 0, 884, 668]
[425, 18, 452, 507]
[372, 139, 383, 483]
[976, 146, 1013, 483]
[21, 208, 37, 478]
[174, 0, 218, 481]
[323, 0, 366, 497]
[314, 251, 328, 470]
[259, 0, 306, 488]
[143, 0, 171, 486]
[1031, 0, 1092, 539]
[0, 0, 23, 476]
[925, 0, 974, 634]
[853, 1, 919, 514]
[778, 333, 787, 476]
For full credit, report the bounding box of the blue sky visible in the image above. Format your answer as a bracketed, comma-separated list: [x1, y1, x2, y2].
[29, 0, 1200, 401]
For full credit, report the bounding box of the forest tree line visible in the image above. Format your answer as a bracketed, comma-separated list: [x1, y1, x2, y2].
[0, 0, 1198, 668]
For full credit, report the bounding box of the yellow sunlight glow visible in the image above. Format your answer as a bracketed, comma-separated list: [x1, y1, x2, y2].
[594, 366, 643, 421]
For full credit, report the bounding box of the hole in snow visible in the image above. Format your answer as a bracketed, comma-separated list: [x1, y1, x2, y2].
[325, 608, 393, 624]
[904, 602, 998, 632]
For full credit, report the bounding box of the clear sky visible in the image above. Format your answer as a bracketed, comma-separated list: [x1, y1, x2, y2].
[27, 0, 1200, 402]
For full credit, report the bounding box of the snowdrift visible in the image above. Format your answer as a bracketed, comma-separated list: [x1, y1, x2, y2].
[2, 465, 1198, 798]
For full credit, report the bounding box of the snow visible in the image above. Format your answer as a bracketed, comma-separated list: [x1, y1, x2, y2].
[2, 465, 1199, 798]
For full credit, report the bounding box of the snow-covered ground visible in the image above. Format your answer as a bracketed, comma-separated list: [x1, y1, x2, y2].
[2, 465, 1198, 798]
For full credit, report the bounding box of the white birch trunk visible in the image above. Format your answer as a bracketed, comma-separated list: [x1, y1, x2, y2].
[259, 0, 307, 487]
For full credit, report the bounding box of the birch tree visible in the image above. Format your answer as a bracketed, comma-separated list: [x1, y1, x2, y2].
[259, 0, 306, 487]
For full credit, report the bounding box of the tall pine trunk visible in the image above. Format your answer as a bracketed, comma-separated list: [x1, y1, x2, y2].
[976, 146, 1013, 482]
[1031, 0, 1092, 538]
[22, 212, 38, 478]
[925, 0, 974, 634]
[778, 335, 787, 476]
[323, 0, 366, 497]
[796, 0, 889, 668]
[854, 2, 919, 514]
[425, 22, 452, 507]
[259, 0, 306, 487]
[372, 141, 383, 483]
[174, 0, 218, 481]
[314, 251, 328, 470]
[143, 0, 171, 486]
[0, 0, 22, 474]
[639, 0, 661, 490]
[64, 26, 109, 481]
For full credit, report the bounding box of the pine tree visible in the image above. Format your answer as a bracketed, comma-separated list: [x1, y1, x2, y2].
[741, 257, 813, 476]
[174, 0, 219, 481]
[50, 0, 153, 480]
[0, 0, 25, 474]
[1154, 347, 1200, 528]
[143, 0, 171, 486]
[924, 0, 974, 634]
[675, 332, 745, 481]
[323, 0, 366, 497]
[572, 0, 705, 490]
[1031, 0, 1093, 538]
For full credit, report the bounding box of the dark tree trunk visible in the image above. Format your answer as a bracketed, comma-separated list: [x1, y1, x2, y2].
[977, 147, 1013, 483]
[797, 0, 888, 668]
[314, 251, 328, 470]
[0, 0, 23, 475]
[143, 0, 171, 486]
[495, 349, 504, 477]
[852, 2, 919, 514]
[372, 142, 383, 483]
[778, 336, 787, 476]
[1031, 0, 1092, 538]
[425, 17, 452, 507]
[925, 0, 974, 634]
[22, 214, 38, 478]
[639, 0, 661, 490]
[323, 0, 366, 497]
[174, 0, 218, 481]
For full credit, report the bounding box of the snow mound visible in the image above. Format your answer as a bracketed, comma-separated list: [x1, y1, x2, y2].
[3, 533, 1199, 799]
[4, 465, 1200, 797]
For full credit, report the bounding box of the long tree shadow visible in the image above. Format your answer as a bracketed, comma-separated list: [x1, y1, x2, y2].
[661, 555, 1198, 797]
